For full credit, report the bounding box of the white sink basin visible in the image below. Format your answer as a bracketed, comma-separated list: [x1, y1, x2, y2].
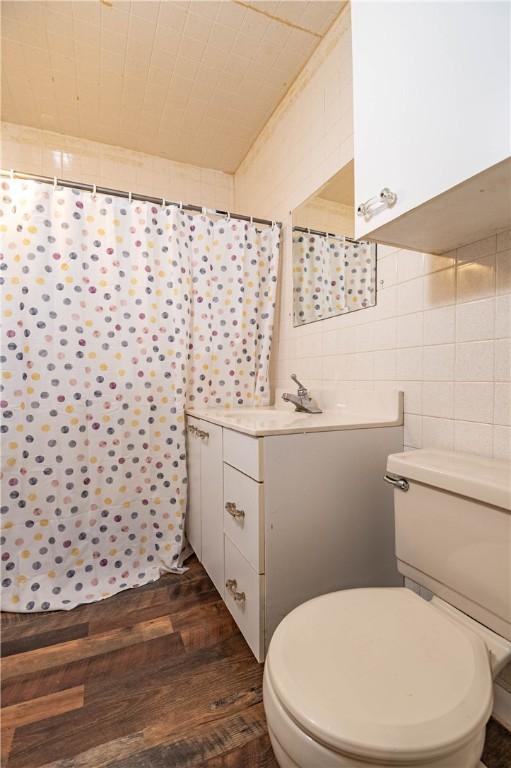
[186, 391, 403, 437]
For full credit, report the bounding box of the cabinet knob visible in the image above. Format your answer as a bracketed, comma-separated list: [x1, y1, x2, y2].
[357, 187, 397, 222]
[187, 424, 197, 434]
[197, 428, 209, 440]
[225, 501, 245, 520]
[225, 578, 246, 603]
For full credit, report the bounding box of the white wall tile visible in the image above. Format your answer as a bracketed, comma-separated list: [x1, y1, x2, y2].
[456, 255, 496, 303]
[495, 294, 511, 339]
[372, 317, 397, 351]
[423, 305, 455, 346]
[494, 382, 511, 426]
[423, 344, 455, 381]
[454, 382, 494, 423]
[397, 277, 423, 316]
[396, 249, 423, 283]
[495, 338, 511, 381]
[374, 349, 396, 380]
[457, 235, 496, 263]
[493, 425, 511, 459]
[404, 414, 422, 448]
[397, 312, 423, 348]
[399, 381, 423, 415]
[1, 122, 235, 211]
[496, 249, 511, 295]
[423, 267, 455, 309]
[377, 251, 398, 289]
[455, 298, 495, 342]
[422, 382, 454, 419]
[455, 341, 494, 382]
[454, 421, 493, 457]
[422, 416, 454, 451]
[397, 347, 423, 381]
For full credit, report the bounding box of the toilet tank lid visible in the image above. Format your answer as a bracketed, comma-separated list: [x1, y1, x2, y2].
[387, 449, 511, 510]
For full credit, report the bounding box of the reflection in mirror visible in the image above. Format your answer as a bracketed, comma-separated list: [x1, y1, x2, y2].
[292, 161, 377, 327]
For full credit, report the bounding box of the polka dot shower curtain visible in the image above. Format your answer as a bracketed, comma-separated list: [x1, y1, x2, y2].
[0, 179, 280, 612]
[292, 231, 375, 324]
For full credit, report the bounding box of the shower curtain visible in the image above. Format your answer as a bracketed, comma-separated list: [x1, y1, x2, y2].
[292, 230, 375, 324]
[0, 179, 279, 611]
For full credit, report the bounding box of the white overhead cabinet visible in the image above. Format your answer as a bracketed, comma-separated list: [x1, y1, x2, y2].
[351, 1, 511, 254]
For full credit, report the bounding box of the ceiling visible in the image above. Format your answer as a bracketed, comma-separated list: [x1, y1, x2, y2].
[317, 160, 354, 206]
[1, 0, 346, 173]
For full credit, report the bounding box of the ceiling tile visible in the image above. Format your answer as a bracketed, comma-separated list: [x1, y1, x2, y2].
[1, 0, 346, 173]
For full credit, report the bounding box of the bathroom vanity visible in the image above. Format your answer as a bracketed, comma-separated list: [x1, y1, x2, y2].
[185, 390, 404, 661]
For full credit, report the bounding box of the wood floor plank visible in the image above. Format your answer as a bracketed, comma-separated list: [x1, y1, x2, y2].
[1, 617, 174, 681]
[1, 729, 14, 768]
[1, 583, 169, 643]
[1, 687, 84, 731]
[1, 632, 185, 708]
[202, 734, 278, 768]
[1, 624, 89, 658]
[106, 703, 270, 768]
[8, 644, 260, 767]
[34, 733, 147, 768]
[87, 579, 217, 634]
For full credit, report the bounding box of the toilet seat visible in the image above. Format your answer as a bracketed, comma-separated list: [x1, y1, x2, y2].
[266, 588, 493, 764]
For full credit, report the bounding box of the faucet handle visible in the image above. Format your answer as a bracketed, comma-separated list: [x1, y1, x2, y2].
[291, 373, 307, 395]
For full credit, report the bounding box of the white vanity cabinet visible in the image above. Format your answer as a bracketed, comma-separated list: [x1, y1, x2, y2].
[185, 417, 224, 597]
[186, 409, 403, 662]
[351, 1, 511, 254]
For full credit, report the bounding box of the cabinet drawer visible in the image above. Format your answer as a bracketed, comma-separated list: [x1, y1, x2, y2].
[224, 536, 264, 662]
[224, 464, 264, 574]
[223, 429, 263, 481]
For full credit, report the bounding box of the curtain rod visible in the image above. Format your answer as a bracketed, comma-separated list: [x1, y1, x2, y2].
[292, 225, 368, 245]
[1, 169, 281, 229]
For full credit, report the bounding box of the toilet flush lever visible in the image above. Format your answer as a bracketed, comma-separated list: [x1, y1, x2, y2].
[383, 473, 409, 492]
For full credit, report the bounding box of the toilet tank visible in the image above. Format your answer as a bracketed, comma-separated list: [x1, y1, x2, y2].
[386, 450, 511, 641]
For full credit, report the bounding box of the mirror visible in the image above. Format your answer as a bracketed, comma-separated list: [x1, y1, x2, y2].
[292, 161, 377, 327]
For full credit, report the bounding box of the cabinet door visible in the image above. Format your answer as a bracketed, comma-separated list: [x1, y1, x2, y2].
[186, 416, 202, 559]
[352, 1, 511, 241]
[200, 422, 224, 596]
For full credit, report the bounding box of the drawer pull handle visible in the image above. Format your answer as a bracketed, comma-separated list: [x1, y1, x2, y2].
[226, 578, 246, 603]
[357, 187, 397, 222]
[225, 501, 245, 520]
[197, 429, 209, 440]
[187, 424, 197, 434]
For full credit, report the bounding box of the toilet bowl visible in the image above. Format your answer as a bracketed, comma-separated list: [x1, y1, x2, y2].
[263, 450, 511, 768]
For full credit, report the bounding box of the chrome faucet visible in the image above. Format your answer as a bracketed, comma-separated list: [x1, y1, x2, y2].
[282, 374, 322, 414]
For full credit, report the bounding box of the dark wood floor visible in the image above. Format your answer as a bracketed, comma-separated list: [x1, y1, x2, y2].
[1, 558, 277, 768]
[1, 559, 510, 768]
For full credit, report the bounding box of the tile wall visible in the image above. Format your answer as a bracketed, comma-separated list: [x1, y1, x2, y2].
[0, 121, 234, 210]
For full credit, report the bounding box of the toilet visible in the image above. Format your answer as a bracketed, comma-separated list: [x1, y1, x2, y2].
[263, 449, 511, 768]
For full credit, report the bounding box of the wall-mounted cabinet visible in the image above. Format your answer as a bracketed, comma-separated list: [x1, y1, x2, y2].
[351, 1, 511, 254]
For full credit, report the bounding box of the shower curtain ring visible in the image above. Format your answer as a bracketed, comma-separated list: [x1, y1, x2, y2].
[178, 201, 183, 210]
[9, 169, 14, 180]
[128, 191, 132, 204]
[161, 196, 166, 207]
[92, 183, 97, 199]
[53, 176, 58, 190]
